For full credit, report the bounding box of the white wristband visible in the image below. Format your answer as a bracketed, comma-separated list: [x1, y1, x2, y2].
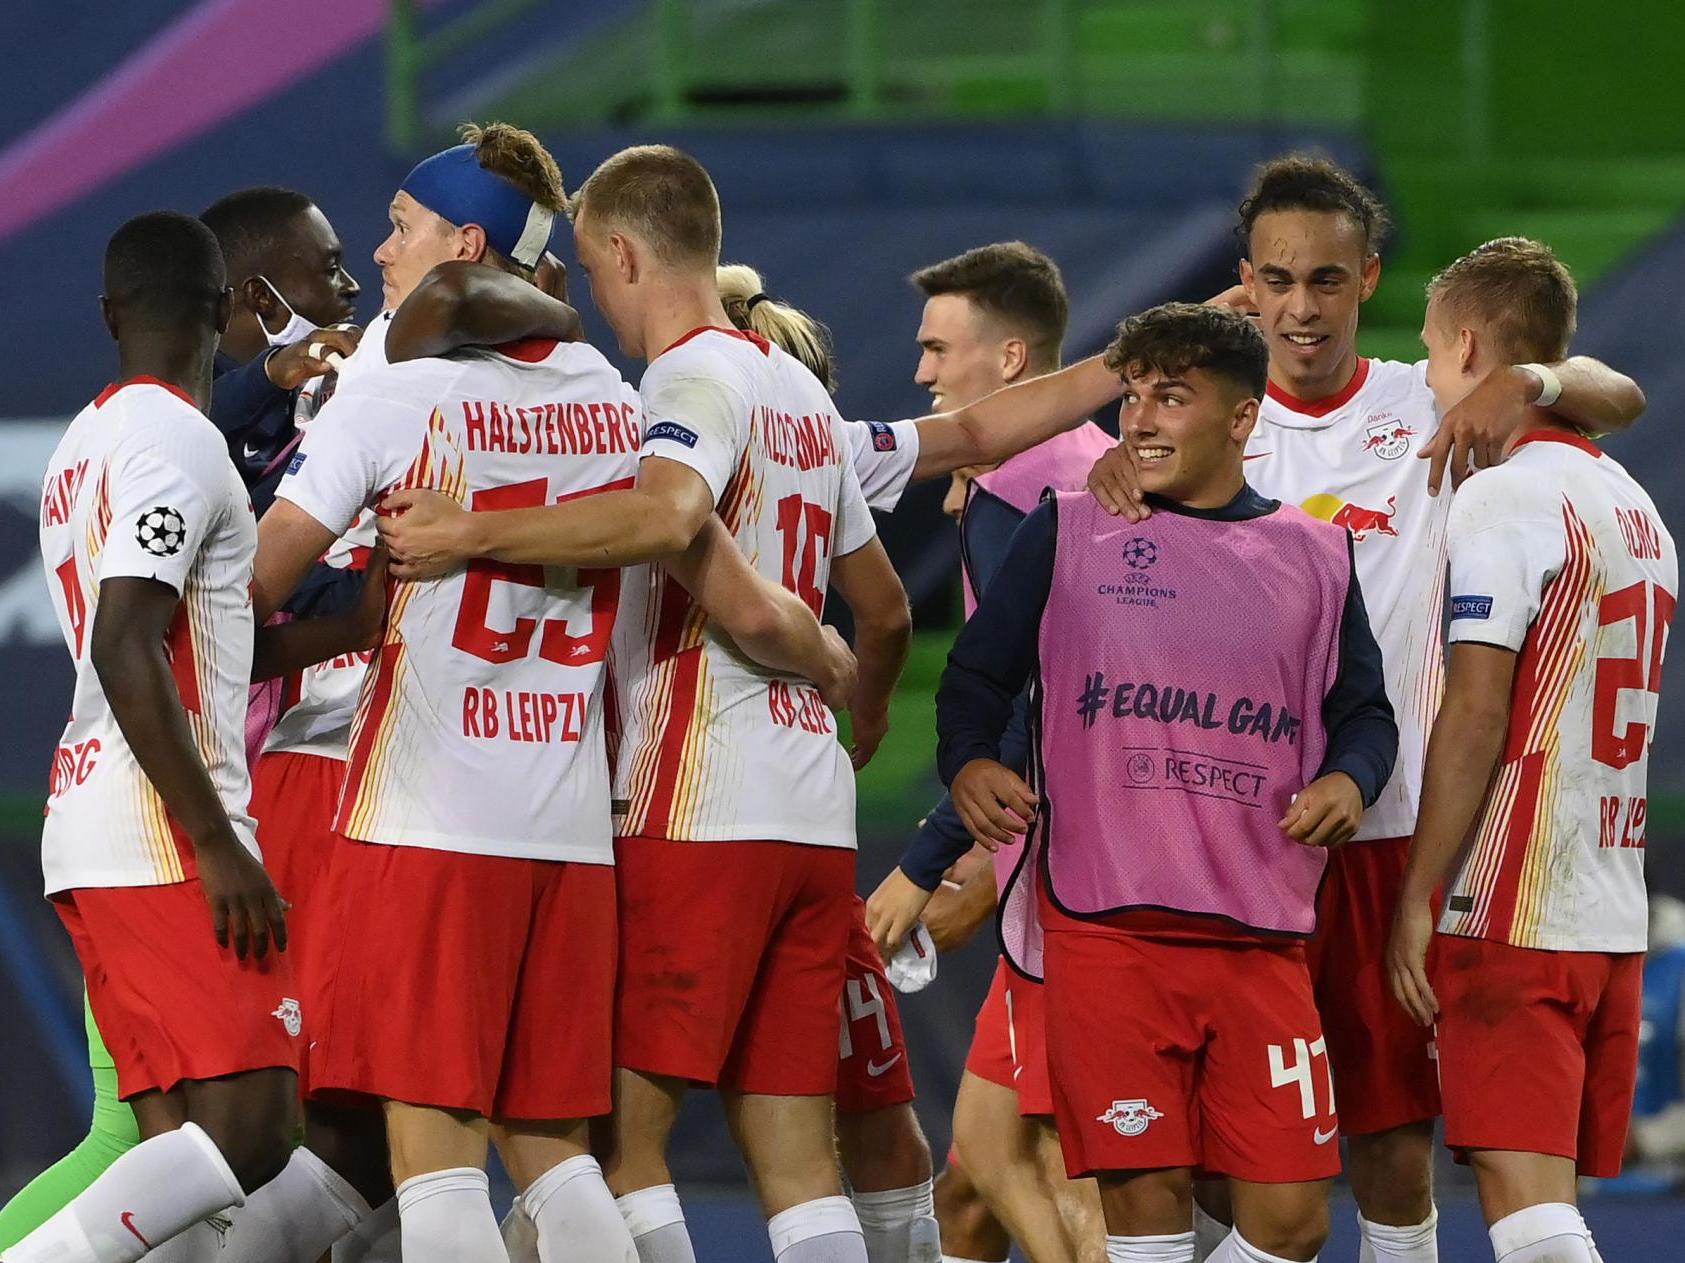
[1519, 362, 1563, 408]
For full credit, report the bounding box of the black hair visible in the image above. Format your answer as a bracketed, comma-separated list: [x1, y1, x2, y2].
[103, 211, 226, 325]
[200, 186, 316, 277]
[1104, 302, 1269, 400]
[1237, 155, 1390, 254]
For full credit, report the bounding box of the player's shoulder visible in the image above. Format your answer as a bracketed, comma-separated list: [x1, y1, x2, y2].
[1267, 498, 1352, 550]
[1359, 356, 1433, 406]
[1447, 455, 1565, 537]
[646, 327, 763, 389]
[104, 381, 227, 466]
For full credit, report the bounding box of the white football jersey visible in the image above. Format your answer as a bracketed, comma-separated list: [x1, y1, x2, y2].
[841, 418, 920, 511]
[1244, 358, 1447, 839]
[260, 311, 394, 763]
[278, 339, 641, 863]
[613, 327, 876, 849]
[39, 378, 259, 894]
[262, 514, 379, 761]
[1439, 432, 1675, 952]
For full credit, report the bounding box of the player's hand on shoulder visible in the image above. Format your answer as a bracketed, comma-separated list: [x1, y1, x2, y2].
[952, 758, 1037, 848]
[1278, 771, 1363, 848]
[866, 867, 935, 958]
[817, 626, 858, 713]
[1386, 892, 1439, 1027]
[1419, 363, 1535, 495]
[266, 326, 362, 391]
[1087, 442, 1150, 522]
[194, 832, 288, 961]
[378, 488, 471, 580]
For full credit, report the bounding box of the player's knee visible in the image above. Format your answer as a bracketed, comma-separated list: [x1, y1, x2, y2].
[195, 1073, 298, 1194]
[1241, 1198, 1330, 1262]
[213, 1113, 295, 1195]
[839, 1104, 932, 1190]
[1347, 1125, 1434, 1221]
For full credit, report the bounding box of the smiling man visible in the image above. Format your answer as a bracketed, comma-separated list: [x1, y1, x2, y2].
[872, 302, 1397, 1263]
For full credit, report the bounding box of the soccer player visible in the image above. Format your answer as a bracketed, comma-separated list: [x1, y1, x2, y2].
[883, 301, 1397, 1263]
[7, 212, 298, 1263]
[250, 126, 645, 1263]
[1088, 156, 1646, 1262]
[715, 262, 940, 1263]
[379, 143, 913, 1263]
[1388, 239, 1676, 1263]
[200, 186, 362, 513]
[877, 242, 1113, 1263]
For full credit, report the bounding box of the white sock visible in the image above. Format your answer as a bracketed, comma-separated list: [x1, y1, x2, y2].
[616, 1185, 696, 1263]
[908, 1209, 942, 1263]
[2, 1122, 245, 1263]
[333, 1197, 401, 1263]
[853, 1181, 936, 1263]
[1193, 1202, 1230, 1262]
[1108, 1232, 1197, 1261]
[157, 1146, 370, 1263]
[768, 1195, 869, 1262]
[1358, 1207, 1438, 1263]
[394, 1167, 504, 1263]
[1488, 1204, 1593, 1263]
[942, 1257, 1006, 1263]
[521, 1154, 637, 1263]
[502, 1201, 541, 1263]
[1208, 1228, 1316, 1263]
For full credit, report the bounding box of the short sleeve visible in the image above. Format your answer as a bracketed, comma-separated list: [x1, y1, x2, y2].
[98, 435, 222, 595]
[833, 456, 878, 558]
[842, 418, 921, 511]
[638, 369, 749, 503]
[1445, 469, 1566, 652]
[277, 377, 429, 537]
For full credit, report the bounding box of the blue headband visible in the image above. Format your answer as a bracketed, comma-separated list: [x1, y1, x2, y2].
[399, 144, 554, 268]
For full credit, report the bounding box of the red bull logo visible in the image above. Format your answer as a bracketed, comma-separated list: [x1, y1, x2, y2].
[1361, 416, 1418, 461]
[1300, 493, 1398, 541]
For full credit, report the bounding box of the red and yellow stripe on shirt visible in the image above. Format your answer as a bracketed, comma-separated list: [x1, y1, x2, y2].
[336, 410, 465, 838]
[1448, 501, 1600, 945]
[620, 449, 759, 839]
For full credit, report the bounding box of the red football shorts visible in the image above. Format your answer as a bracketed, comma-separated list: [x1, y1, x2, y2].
[1044, 927, 1341, 1183]
[836, 895, 915, 1114]
[307, 836, 615, 1121]
[963, 958, 1053, 1116]
[56, 881, 301, 1100]
[1435, 934, 1643, 1178]
[1305, 835, 1441, 1135]
[249, 751, 343, 1065]
[615, 835, 853, 1096]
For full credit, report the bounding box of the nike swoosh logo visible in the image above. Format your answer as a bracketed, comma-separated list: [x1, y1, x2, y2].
[1243, 453, 1272, 461]
[121, 1212, 153, 1249]
[866, 1053, 904, 1077]
[1313, 1125, 1338, 1145]
[243, 444, 262, 461]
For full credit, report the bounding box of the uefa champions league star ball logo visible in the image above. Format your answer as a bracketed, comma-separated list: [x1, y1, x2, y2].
[1098, 1098, 1164, 1136]
[135, 506, 186, 557]
[1122, 537, 1158, 569]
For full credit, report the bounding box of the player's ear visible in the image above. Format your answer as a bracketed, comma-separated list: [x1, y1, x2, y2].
[1000, 337, 1029, 384]
[609, 231, 636, 284]
[1238, 257, 1256, 303]
[457, 223, 489, 264]
[1359, 252, 1381, 301]
[1232, 394, 1259, 445]
[242, 275, 275, 321]
[215, 286, 235, 337]
[98, 295, 118, 341]
[1457, 326, 1478, 376]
